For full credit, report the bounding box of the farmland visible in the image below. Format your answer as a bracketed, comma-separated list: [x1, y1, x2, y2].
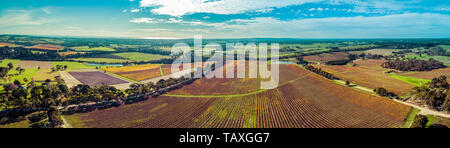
[406, 54, 450, 66]
[50, 61, 108, 70]
[0, 42, 19, 47]
[63, 64, 412, 128]
[72, 52, 171, 63]
[104, 64, 163, 81]
[71, 46, 116, 52]
[68, 71, 129, 87]
[29, 44, 64, 51]
[350, 49, 403, 56]
[112, 52, 171, 62]
[303, 52, 348, 63]
[318, 59, 416, 95]
[73, 58, 130, 63]
[398, 68, 450, 83]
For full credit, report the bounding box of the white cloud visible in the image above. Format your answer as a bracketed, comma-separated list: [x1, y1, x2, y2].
[138, 0, 322, 16]
[130, 9, 140, 13]
[434, 7, 450, 11]
[129, 17, 161, 23]
[201, 13, 450, 38]
[0, 11, 46, 27]
[42, 8, 52, 14]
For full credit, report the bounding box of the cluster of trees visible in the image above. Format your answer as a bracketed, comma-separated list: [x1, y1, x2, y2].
[412, 76, 450, 111]
[304, 65, 334, 79]
[373, 87, 399, 99]
[375, 41, 437, 49]
[29, 106, 63, 128]
[392, 50, 413, 55]
[411, 115, 448, 128]
[0, 62, 14, 79]
[0, 47, 64, 61]
[0, 77, 68, 110]
[52, 65, 68, 72]
[424, 47, 449, 56]
[63, 84, 124, 105]
[296, 56, 309, 65]
[348, 53, 387, 61]
[382, 58, 446, 71]
[325, 59, 351, 65]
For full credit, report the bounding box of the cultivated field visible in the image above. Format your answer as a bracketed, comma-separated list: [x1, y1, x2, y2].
[104, 64, 162, 81]
[406, 54, 450, 66]
[64, 64, 412, 128]
[17, 61, 53, 69]
[73, 58, 130, 63]
[30, 44, 64, 51]
[59, 71, 82, 88]
[318, 59, 416, 95]
[34, 69, 60, 81]
[73, 52, 171, 63]
[69, 71, 129, 87]
[350, 49, 403, 56]
[398, 68, 450, 83]
[112, 52, 171, 62]
[304, 52, 348, 63]
[0, 42, 18, 47]
[71, 46, 116, 52]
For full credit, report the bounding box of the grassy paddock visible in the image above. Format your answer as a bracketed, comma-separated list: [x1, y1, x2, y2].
[406, 54, 450, 66]
[390, 74, 431, 86]
[112, 52, 171, 62]
[403, 108, 420, 128]
[72, 46, 116, 52]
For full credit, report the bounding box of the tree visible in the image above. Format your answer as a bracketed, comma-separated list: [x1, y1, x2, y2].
[7, 62, 13, 70]
[411, 115, 428, 128]
[23, 78, 28, 83]
[443, 95, 450, 112]
[345, 80, 350, 86]
[47, 106, 63, 128]
[11, 87, 29, 108]
[45, 79, 52, 85]
[374, 87, 388, 96]
[13, 79, 21, 86]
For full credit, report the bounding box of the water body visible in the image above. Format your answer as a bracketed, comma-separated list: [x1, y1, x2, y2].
[87, 63, 123, 67]
[271, 61, 297, 64]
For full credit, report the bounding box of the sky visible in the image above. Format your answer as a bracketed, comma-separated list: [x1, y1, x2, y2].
[0, 0, 449, 39]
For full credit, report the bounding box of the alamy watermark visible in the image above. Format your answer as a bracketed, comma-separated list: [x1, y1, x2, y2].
[170, 35, 279, 89]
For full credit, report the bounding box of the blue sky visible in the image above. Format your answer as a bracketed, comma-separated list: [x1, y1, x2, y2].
[0, 0, 449, 39]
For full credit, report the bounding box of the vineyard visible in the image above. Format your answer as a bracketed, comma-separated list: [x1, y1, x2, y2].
[30, 44, 64, 51]
[319, 59, 416, 95]
[103, 64, 163, 81]
[399, 68, 450, 83]
[64, 64, 412, 128]
[69, 71, 129, 86]
[304, 52, 349, 63]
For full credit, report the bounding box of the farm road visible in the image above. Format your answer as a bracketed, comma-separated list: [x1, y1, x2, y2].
[59, 71, 82, 88]
[334, 80, 450, 118]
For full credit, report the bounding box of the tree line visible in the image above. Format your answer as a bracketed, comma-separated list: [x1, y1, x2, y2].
[303, 65, 334, 79]
[382, 58, 446, 71]
[411, 75, 449, 112]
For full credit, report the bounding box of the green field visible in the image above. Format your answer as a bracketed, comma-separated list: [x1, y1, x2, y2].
[0, 59, 19, 67]
[50, 61, 106, 70]
[403, 108, 420, 128]
[390, 74, 431, 87]
[0, 119, 30, 128]
[0, 59, 39, 84]
[73, 58, 130, 63]
[406, 54, 450, 66]
[72, 46, 116, 52]
[112, 52, 170, 62]
[439, 45, 450, 51]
